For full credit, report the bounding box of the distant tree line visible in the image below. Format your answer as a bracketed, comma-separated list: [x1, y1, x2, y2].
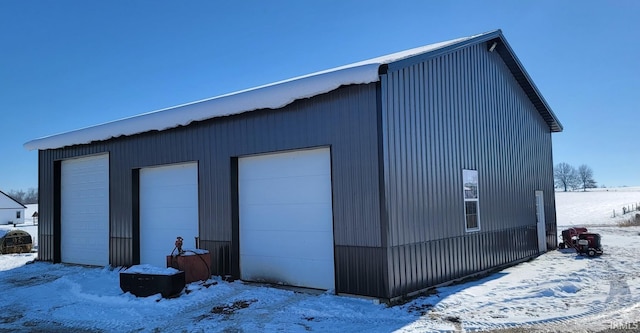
[554, 163, 596, 192]
[6, 188, 38, 205]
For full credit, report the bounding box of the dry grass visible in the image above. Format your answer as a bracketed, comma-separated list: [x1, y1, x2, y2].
[618, 213, 640, 227]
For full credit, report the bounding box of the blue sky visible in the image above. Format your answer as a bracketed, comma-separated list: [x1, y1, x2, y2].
[1, 1, 638, 191]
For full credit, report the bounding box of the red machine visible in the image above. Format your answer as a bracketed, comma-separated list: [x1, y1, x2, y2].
[558, 227, 603, 257]
[558, 227, 588, 249]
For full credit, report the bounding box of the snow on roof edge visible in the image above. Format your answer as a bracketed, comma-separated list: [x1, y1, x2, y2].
[24, 33, 483, 151]
[24, 64, 380, 151]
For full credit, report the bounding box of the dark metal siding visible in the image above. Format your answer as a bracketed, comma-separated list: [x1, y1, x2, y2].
[37, 83, 388, 297]
[381, 43, 557, 298]
[36, 40, 559, 300]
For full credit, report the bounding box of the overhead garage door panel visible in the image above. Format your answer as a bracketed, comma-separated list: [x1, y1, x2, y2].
[61, 154, 110, 266]
[241, 229, 334, 259]
[140, 163, 199, 268]
[240, 151, 330, 179]
[240, 254, 334, 290]
[240, 203, 332, 232]
[242, 175, 331, 203]
[239, 148, 335, 290]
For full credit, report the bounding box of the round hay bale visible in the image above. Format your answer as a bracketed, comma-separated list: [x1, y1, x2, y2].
[0, 229, 33, 254]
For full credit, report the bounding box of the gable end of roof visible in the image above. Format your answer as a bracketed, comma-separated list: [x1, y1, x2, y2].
[493, 36, 563, 132]
[386, 30, 562, 133]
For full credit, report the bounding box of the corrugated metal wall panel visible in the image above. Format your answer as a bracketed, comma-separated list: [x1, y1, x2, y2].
[200, 240, 231, 277]
[37, 84, 386, 296]
[382, 43, 556, 244]
[37, 150, 53, 261]
[381, 43, 557, 299]
[335, 245, 387, 298]
[388, 225, 538, 297]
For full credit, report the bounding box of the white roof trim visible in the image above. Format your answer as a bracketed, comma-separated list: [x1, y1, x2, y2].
[24, 35, 479, 151]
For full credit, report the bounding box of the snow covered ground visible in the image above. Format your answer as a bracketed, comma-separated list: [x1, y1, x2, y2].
[1, 192, 639, 332]
[555, 187, 640, 227]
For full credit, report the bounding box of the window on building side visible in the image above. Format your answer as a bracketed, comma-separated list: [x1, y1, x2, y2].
[463, 169, 480, 231]
[16, 211, 21, 219]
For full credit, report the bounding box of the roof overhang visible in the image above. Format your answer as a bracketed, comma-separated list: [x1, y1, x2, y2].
[492, 33, 563, 132]
[24, 30, 561, 151]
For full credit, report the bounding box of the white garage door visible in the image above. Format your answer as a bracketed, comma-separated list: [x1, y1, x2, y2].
[140, 162, 199, 267]
[239, 147, 335, 290]
[61, 154, 110, 266]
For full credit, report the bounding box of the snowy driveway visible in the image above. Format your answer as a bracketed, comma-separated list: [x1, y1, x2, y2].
[1, 226, 639, 332]
[0, 255, 414, 332]
[401, 226, 640, 332]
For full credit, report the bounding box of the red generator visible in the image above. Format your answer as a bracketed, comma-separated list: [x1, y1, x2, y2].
[558, 227, 603, 257]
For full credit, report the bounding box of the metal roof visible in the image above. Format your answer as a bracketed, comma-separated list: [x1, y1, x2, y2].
[24, 30, 561, 151]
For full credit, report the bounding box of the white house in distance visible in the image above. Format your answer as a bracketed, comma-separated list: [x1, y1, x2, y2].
[0, 190, 26, 225]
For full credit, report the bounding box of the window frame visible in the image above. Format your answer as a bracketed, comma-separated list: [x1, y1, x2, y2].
[463, 169, 480, 232]
[16, 211, 21, 219]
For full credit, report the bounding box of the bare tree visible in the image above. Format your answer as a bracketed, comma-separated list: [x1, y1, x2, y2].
[577, 164, 597, 191]
[554, 162, 577, 192]
[6, 188, 38, 205]
[24, 188, 38, 204]
[7, 189, 26, 204]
